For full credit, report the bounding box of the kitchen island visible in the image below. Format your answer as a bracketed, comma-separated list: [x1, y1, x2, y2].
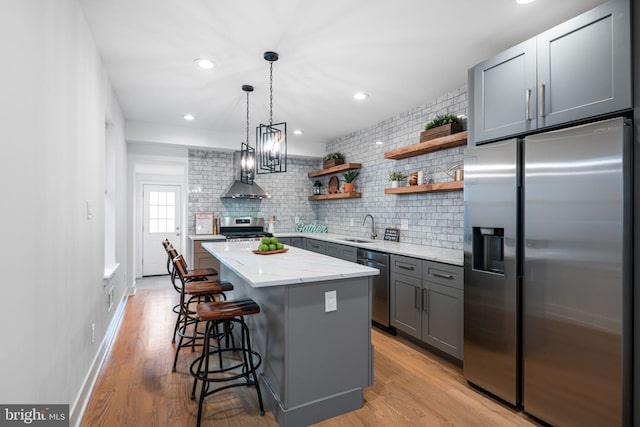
[202, 241, 379, 427]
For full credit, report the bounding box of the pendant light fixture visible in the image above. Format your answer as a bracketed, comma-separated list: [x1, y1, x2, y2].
[257, 51, 287, 174]
[240, 84, 256, 184]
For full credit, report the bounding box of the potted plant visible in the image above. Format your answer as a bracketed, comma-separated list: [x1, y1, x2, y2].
[323, 152, 345, 169]
[342, 170, 359, 193]
[389, 171, 407, 188]
[420, 114, 463, 143]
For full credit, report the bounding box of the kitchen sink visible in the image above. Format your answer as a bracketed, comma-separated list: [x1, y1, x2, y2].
[341, 238, 373, 243]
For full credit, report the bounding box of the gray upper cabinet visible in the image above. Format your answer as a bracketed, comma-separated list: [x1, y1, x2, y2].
[471, 38, 537, 143]
[470, 0, 631, 144]
[536, 0, 631, 128]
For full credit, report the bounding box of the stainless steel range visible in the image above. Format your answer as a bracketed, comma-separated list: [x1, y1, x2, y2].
[219, 216, 268, 242]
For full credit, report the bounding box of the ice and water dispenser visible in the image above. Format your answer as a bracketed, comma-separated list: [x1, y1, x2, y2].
[473, 227, 504, 274]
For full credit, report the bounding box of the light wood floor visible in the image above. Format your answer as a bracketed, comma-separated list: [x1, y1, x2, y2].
[81, 283, 543, 427]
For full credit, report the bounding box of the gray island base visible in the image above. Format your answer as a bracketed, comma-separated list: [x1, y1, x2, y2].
[202, 241, 378, 427]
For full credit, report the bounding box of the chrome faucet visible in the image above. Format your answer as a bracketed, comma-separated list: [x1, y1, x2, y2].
[363, 214, 377, 240]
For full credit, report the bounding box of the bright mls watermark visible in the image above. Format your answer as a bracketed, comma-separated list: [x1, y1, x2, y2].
[1, 405, 68, 426]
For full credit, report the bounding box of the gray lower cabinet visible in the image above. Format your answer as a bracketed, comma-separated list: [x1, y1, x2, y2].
[278, 237, 304, 248]
[390, 255, 464, 360]
[305, 238, 325, 254]
[421, 280, 463, 360]
[325, 242, 357, 262]
[390, 272, 421, 339]
[470, 0, 631, 145]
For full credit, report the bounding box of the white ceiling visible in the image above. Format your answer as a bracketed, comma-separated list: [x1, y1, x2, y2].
[80, 0, 605, 154]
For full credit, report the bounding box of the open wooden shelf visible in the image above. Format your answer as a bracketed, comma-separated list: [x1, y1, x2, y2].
[384, 131, 467, 160]
[308, 192, 362, 201]
[384, 181, 463, 194]
[308, 163, 362, 177]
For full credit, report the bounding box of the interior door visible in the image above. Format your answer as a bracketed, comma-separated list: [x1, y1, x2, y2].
[143, 184, 181, 276]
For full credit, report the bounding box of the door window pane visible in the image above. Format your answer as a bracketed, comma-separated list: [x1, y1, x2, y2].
[148, 191, 177, 233]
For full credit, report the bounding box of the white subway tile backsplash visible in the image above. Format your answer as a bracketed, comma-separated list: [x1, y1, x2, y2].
[187, 84, 466, 248]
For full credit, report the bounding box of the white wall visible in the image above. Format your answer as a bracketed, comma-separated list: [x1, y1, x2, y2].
[0, 0, 128, 419]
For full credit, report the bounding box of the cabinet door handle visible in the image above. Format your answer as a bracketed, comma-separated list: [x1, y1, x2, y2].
[433, 272, 454, 280]
[525, 88, 531, 121]
[422, 288, 428, 313]
[398, 265, 415, 271]
[414, 287, 421, 310]
[539, 83, 546, 117]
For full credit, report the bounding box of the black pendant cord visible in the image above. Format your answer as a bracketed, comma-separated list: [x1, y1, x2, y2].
[269, 61, 274, 126]
[246, 90, 250, 144]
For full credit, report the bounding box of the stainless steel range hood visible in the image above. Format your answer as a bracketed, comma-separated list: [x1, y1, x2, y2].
[220, 152, 270, 199]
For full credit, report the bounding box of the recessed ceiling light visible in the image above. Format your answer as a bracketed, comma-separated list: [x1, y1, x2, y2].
[516, 0, 535, 4]
[183, 114, 195, 121]
[194, 58, 215, 69]
[353, 92, 369, 101]
[293, 129, 304, 135]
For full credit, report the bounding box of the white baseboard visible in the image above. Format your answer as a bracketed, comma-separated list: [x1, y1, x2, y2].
[69, 292, 129, 427]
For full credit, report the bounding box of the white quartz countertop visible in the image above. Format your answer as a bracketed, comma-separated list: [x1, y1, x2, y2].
[190, 232, 463, 266]
[277, 233, 463, 266]
[189, 234, 226, 241]
[202, 241, 379, 288]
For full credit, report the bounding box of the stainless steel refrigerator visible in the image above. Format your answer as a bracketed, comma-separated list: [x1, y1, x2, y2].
[463, 117, 632, 426]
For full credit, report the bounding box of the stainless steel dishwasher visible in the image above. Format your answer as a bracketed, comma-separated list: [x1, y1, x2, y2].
[357, 249, 395, 334]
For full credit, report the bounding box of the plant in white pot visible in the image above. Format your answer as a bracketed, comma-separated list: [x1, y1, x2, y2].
[389, 171, 407, 188]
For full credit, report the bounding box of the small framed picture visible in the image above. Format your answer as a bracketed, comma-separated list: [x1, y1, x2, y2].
[195, 212, 214, 235]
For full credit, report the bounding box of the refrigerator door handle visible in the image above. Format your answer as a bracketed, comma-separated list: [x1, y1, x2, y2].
[525, 88, 531, 121]
[539, 83, 546, 117]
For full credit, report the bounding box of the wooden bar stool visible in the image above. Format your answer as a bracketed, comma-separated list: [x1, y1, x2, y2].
[163, 239, 219, 278]
[172, 255, 234, 372]
[164, 242, 220, 343]
[189, 299, 265, 426]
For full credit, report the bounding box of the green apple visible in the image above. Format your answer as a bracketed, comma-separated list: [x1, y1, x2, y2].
[261, 236, 270, 245]
[276, 243, 284, 250]
[259, 244, 269, 252]
[268, 244, 276, 251]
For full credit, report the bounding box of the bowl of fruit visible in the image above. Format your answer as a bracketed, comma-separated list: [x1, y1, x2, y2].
[253, 236, 288, 255]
